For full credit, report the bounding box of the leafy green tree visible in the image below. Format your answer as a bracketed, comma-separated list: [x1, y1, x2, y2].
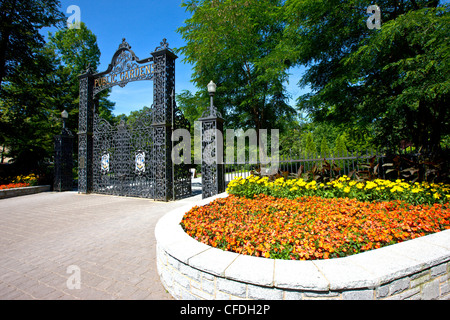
[276, 0, 449, 152]
[334, 135, 348, 169]
[303, 132, 317, 157]
[0, 45, 61, 174]
[320, 137, 331, 158]
[176, 90, 208, 134]
[0, 0, 64, 90]
[177, 0, 296, 135]
[0, 16, 110, 181]
[47, 22, 115, 132]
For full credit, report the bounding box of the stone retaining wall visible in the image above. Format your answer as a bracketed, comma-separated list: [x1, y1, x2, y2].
[0, 185, 51, 200]
[155, 193, 450, 300]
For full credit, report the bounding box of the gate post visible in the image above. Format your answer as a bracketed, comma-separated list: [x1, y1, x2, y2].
[54, 112, 74, 192]
[199, 81, 225, 199]
[151, 39, 177, 201]
[78, 67, 95, 194]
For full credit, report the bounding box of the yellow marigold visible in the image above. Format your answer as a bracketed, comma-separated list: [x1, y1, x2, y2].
[365, 181, 377, 190]
[356, 183, 364, 189]
[334, 182, 344, 189]
[390, 186, 404, 193]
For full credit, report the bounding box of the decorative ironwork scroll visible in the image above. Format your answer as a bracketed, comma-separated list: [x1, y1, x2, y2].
[78, 38, 191, 201]
[93, 39, 154, 96]
[92, 111, 155, 198]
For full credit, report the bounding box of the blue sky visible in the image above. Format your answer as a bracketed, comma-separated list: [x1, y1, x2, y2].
[48, 0, 307, 116]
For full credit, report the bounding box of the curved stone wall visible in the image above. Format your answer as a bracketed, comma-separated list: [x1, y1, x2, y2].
[155, 193, 450, 300]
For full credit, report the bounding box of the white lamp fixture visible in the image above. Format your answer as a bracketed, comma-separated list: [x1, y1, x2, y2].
[61, 110, 69, 119]
[207, 81, 216, 95]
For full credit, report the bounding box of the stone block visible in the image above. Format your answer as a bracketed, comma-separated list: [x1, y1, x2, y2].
[283, 290, 303, 300]
[179, 263, 201, 282]
[410, 269, 431, 288]
[274, 259, 329, 291]
[247, 284, 283, 300]
[188, 247, 239, 277]
[431, 264, 447, 278]
[201, 277, 216, 295]
[388, 277, 410, 295]
[224, 255, 274, 287]
[216, 277, 247, 297]
[342, 289, 375, 300]
[421, 278, 440, 300]
[313, 257, 375, 291]
[172, 271, 190, 290]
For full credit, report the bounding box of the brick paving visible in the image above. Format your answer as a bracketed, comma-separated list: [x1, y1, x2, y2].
[0, 191, 202, 300]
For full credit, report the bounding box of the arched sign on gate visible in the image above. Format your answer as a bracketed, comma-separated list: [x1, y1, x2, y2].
[77, 38, 191, 201]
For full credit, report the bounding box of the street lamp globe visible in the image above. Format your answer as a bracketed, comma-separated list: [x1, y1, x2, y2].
[207, 81, 216, 95]
[61, 110, 69, 119]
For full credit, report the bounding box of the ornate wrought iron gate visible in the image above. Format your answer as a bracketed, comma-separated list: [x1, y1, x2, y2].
[78, 39, 191, 201]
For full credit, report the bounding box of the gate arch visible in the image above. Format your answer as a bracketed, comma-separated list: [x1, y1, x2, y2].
[78, 38, 191, 201]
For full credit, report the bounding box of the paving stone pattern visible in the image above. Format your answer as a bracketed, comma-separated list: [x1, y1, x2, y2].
[0, 191, 201, 300]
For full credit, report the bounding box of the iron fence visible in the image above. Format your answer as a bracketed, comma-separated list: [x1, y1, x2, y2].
[224, 147, 449, 184]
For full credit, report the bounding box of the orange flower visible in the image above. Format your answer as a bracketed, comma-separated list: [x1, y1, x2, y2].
[180, 194, 450, 261]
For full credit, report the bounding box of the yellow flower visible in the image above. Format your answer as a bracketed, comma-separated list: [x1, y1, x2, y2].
[356, 183, 364, 189]
[365, 181, 377, 190]
[390, 186, 404, 193]
[296, 180, 307, 187]
[344, 187, 351, 193]
[433, 193, 441, 199]
[334, 182, 344, 189]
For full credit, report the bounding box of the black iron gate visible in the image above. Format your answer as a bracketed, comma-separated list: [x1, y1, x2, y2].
[92, 109, 155, 198]
[78, 39, 191, 201]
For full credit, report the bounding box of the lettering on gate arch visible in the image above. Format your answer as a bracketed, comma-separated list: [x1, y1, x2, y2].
[93, 38, 155, 95]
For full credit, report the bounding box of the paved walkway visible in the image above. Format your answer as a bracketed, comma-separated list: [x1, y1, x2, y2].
[0, 189, 202, 300]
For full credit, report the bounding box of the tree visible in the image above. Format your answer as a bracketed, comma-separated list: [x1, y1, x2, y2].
[320, 137, 330, 158]
[47, 22, 115, 132]
[0, 18, 110, 180]
[0, 45, 61, 175]
[0, 0, 64, 90]
[277, 0, 449, 153]
[176, 90, 208, 134]
[177, 0, 296, 135]
[334, 135, 348, 169]
[303, 132, 317, 157]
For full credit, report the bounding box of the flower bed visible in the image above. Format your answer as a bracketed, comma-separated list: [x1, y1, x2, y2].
[226, 175, 450, 205]
[180, 176, 450, 261]
[0, 182, 31, 190]
[0, 174, 38, 190]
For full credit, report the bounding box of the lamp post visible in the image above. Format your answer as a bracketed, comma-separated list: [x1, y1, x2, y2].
[207, 80, 216, 115]
[199, 80, 225, 199]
